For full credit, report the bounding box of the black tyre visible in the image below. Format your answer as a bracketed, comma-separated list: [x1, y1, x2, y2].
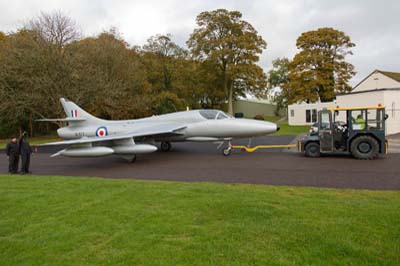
[130, 155, 137, 163]
[160, 141, 171, 152]
[304, 142, 321, 158]
[351, 135, 379, 160]
[222, 148, 231, 156]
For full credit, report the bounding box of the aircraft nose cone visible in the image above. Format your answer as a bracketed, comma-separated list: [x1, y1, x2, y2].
[250, 120, 278, 135]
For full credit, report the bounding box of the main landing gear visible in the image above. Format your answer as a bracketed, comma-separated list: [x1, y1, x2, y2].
[160, 141, 172, 152]
[129, 155, 137, 163]
[222, 141, 232, 156]
[120, 155, 136, 163]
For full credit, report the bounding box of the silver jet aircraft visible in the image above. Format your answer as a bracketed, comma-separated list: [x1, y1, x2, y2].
[39, 98, 279, 162]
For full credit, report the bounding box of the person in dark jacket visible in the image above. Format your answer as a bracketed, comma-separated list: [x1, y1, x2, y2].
[6, 136, 19, 174]
[19, 132, 33, 174]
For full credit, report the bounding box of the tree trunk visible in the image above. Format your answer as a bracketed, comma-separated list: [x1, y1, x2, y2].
[29, 113, 33, 137]
[228, 84, 234, 115]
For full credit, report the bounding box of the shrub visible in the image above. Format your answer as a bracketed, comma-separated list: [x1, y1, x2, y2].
[253, 114, 264, 120]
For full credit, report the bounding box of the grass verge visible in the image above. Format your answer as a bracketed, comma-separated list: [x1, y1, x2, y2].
[0, 175, 399, 266]
[256, 116, 309, 136]
[273, 121, 310, 136]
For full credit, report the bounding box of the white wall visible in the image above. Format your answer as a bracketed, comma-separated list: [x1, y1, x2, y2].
[384, 90, 400, 135]
[336, 91, 385, 108]
[336, 91, 384, 126]
[354, 71, 400, 92]
[337, 90, 400, 135]
[288, 102, 335, 125]
[287, 70, 400, 133]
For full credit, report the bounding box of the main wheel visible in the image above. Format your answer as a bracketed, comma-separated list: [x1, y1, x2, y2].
[120, 155, 136, 163]
[304, 142, 321, 158]
[351, 136, 379, 160]
[129, 155, 137, 163]
[160, 141, 172, 152]
[222, 148, 231, 156]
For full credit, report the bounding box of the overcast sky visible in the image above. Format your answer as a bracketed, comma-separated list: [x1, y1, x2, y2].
[1, 0, 399, 85]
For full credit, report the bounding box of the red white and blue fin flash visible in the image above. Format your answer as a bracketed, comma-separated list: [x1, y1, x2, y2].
[95, 126, 108, 137]
[71, 109, 78, 118]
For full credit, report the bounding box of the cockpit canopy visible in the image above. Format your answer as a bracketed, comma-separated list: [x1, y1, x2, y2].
[199, 110, 232, 120]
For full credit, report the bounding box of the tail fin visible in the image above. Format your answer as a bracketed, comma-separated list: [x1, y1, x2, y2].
[60, 98, 104, 125]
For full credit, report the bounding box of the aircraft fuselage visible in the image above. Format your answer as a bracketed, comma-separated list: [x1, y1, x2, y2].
[57, 110, 278, 142]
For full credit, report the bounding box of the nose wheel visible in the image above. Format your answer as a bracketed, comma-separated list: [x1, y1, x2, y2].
[160, 141, 172, 152]
[222, 141, 232, 156]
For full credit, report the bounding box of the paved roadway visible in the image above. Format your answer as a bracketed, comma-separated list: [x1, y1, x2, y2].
[1, 135, 399, 190]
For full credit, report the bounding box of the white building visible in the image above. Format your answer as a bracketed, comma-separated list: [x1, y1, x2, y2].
[336, 70, 400, 135]
[288, 70, 400, 135]
[288, 101, 336, 126]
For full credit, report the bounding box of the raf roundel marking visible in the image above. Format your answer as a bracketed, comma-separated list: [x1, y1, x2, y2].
[95, 126, 108, 137]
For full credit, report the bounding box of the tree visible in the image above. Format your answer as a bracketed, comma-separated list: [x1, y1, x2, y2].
[66, 30, 152, 119]
[0, 28, 78, 135]
[0, 31, 5, 42]
[26, 11, 80, 48]
[141, 34, 187, 113]
[267, 57, 290, 111]
[187, 9, 267, 114]
[286, 27, 355, 104]
[143, 34, 186, 58]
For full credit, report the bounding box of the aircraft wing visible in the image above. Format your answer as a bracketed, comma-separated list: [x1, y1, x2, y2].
[36, 118, 86, 122]
[40, 123, 187, 146]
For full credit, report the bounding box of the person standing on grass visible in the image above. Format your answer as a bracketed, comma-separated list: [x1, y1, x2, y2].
[6, 136, 19, 174]
[19, 132, 33, 174]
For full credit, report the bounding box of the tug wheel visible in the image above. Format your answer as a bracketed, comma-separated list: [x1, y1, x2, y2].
[304, 142, 321, 158]
[351, 136, 379, 160]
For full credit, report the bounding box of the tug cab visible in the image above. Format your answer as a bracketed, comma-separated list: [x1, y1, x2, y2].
[299, 105, 388, 159]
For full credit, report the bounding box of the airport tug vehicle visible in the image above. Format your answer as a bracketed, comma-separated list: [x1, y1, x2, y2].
[298, 105, 388, 159]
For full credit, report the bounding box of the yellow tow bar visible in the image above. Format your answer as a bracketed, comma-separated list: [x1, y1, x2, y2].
[230, 144, 297, 153]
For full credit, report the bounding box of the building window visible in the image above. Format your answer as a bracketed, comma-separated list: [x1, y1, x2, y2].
[306, 110, 311, 123]
[312, 109, 317, 122]
[290, 109, 294, 117]
[306, 109, 317, 123]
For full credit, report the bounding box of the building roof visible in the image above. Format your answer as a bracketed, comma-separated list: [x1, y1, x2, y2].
[379, 70, 400, 83]
[353, 69, 400, 90]
[288, 101, 336, 108]
[337, 87, 400, 96]
[236, 98, 274, 105]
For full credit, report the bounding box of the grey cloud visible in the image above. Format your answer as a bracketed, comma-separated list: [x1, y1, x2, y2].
[0, 0, 399, 85]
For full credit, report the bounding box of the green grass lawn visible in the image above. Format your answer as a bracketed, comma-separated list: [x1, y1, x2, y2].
[262, 116, 283, 123]
[273, 121, 310, 136]
[262, 117, 309, 136]
[250, 116, 310, 136]
[0, 136, 59, 149]
[0, 175, 399, 266]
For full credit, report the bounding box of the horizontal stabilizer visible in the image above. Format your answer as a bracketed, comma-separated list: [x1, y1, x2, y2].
[36, 118, 86, 122]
